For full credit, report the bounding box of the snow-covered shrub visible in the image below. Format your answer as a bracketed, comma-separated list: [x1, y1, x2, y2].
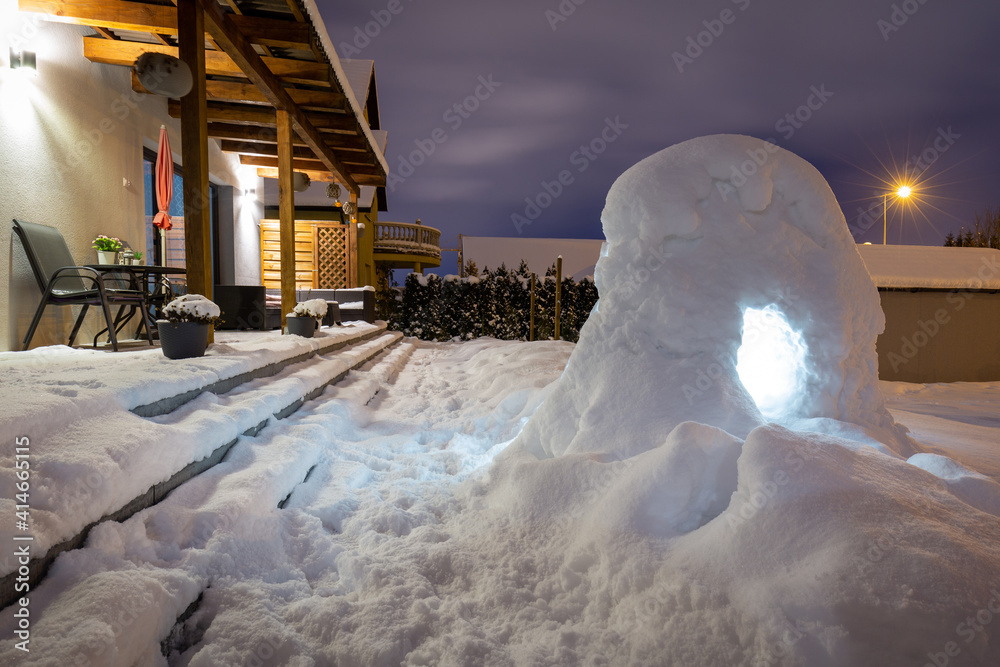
[291, 298, 328, 320]
[161, 294, 222, 325]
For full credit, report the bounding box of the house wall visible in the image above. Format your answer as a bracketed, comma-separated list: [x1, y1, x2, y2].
[876, 289, 1000, 382]
[0, 11, 255, 351]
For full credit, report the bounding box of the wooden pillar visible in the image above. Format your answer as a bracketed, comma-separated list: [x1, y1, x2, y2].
[177, 0, 213, 341]
[554, 255, 562, 341]
[348, 191, 359, 288]
[277, 109, 295, 329]
[529, 272, 536, 342]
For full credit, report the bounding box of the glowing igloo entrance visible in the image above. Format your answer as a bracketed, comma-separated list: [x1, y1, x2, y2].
[736, 305, 809, 421]
[509, 133, 913, 461]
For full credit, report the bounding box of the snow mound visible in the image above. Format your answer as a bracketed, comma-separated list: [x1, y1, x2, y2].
[512, 134, 911, 460]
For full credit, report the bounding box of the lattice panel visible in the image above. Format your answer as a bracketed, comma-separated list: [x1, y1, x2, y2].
[316, 224, 348, 289]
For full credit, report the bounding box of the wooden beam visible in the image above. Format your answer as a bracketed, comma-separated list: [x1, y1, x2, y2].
[207, 122, 371, 152]
[220, 139, 318, 160]
[21, 0, 177, 34]
[21, 0, 313, 48]
[239, 155, 329, 172]
[83, 37, 330, 83]
[257, 167, 334, 183]
[207, 122, 282, 144]
[168, 100, 359, 135]
[177, 0, 213, 340]
[193, 79, 345, 110]
[277, 109, 296, 330]
[242, 154, 382, 178]
[93, 26, 117, 40]
[198, 0, 366, 194]
[169, 99, 276, 125]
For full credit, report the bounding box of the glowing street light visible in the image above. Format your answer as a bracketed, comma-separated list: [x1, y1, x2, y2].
[883, 185, 912, 245]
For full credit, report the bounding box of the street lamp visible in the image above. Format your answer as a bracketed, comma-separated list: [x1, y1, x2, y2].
[883, 185, 912, 245]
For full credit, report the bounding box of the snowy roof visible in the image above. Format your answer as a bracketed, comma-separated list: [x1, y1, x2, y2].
[856, 244, 1000, 290]
[461, 236, 604, 280]
[340, 59, 375, 109]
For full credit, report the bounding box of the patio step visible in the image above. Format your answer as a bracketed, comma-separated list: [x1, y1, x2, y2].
[0, 330, 405, 611]
[133, 324, 390, 418]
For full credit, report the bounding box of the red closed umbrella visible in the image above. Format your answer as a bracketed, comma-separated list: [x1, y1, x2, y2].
[152, 125, 173, 265]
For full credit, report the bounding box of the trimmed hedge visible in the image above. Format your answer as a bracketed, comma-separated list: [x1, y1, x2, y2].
[379, 262, 598, 342]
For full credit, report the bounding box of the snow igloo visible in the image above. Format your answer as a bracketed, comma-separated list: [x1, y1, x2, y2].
[514, 134, 913, 461]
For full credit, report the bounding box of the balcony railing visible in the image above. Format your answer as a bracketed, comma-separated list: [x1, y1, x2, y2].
[373, 221, 441, 259]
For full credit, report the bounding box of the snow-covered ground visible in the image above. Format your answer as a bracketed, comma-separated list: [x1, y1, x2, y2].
[0, 337, 997, 666]
[3, 136, 999, 665]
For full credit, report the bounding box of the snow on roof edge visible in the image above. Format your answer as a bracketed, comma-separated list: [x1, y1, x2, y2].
[856, 244, 1000, 290]
[300, 0, 390, 181]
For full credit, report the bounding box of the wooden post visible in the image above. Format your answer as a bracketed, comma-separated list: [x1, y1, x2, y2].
[348, 191, 359, 288]
[177, 0, 213, 341]
[529, 272, 535, 342]
[277, 109, 296, 329]
[554, 255, 562, 341]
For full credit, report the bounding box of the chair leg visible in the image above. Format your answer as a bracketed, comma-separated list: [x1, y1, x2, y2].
[68, 304, 90, 347]
[21, 300, 49, 351]
[136, 299, 155, 346]
[98, 298, 119, 352]
[95, 305, 134, 348]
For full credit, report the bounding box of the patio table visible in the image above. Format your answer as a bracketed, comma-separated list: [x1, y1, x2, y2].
[86, 264, 187, 342]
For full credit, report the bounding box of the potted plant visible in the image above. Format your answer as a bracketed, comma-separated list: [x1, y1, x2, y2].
[133, 251, 143, 265]
[92, 235, 123, 265]
[286, 298, 327, 337]
[157, 294, 221, 359]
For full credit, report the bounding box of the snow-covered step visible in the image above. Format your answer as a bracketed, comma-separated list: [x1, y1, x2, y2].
[0, 332, 406, 611]
[133, 325, 389, 418]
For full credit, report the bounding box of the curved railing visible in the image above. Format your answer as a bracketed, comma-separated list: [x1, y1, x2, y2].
[373, 221, 441, 259]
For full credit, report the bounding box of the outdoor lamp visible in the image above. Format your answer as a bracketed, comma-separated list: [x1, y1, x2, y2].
[9, 48, 36, 74]
[882, 184, 912, 245]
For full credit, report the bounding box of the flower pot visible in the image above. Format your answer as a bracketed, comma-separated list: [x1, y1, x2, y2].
[157, 320, 210, 359]
[97, 250, 117, 265]
[286, 316, 316, 338]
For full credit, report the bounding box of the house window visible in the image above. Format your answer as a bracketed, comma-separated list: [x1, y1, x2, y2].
[142, 148, 219, 280]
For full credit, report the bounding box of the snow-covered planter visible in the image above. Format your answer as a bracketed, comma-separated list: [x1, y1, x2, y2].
[287, 299, 328, 337]
[157, 294, 221, 359]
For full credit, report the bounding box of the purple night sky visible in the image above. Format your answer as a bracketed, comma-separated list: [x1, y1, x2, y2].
[319, 0, 1000, 273]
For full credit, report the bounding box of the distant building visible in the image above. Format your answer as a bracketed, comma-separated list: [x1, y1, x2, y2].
[857, 245, 1000, 382]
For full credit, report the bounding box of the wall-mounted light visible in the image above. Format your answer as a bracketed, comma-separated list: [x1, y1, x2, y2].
[243, 187, 257, 202]
[9, 48, 36, 75]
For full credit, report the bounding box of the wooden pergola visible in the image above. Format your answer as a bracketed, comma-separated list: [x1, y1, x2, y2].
[20, 0, 388, 327]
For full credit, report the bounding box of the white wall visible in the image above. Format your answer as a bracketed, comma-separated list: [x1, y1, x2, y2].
[0, 6, 249, 351]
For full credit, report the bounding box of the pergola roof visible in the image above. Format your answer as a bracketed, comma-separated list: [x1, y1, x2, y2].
[21, 0, 388, 193]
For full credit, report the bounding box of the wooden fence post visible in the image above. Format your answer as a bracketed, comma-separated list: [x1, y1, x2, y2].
[554, 256, 562, 340]
[529, 272, 536, 342]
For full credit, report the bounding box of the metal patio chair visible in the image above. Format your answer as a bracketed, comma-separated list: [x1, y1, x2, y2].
[12, 219, 154, 351]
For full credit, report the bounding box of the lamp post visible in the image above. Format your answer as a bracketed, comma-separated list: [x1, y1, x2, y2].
[883, 185, 912, 245]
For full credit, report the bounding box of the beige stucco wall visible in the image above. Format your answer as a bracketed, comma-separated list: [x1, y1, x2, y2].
[877, 289, 1000, 383]
[0, 7, 258, 351]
